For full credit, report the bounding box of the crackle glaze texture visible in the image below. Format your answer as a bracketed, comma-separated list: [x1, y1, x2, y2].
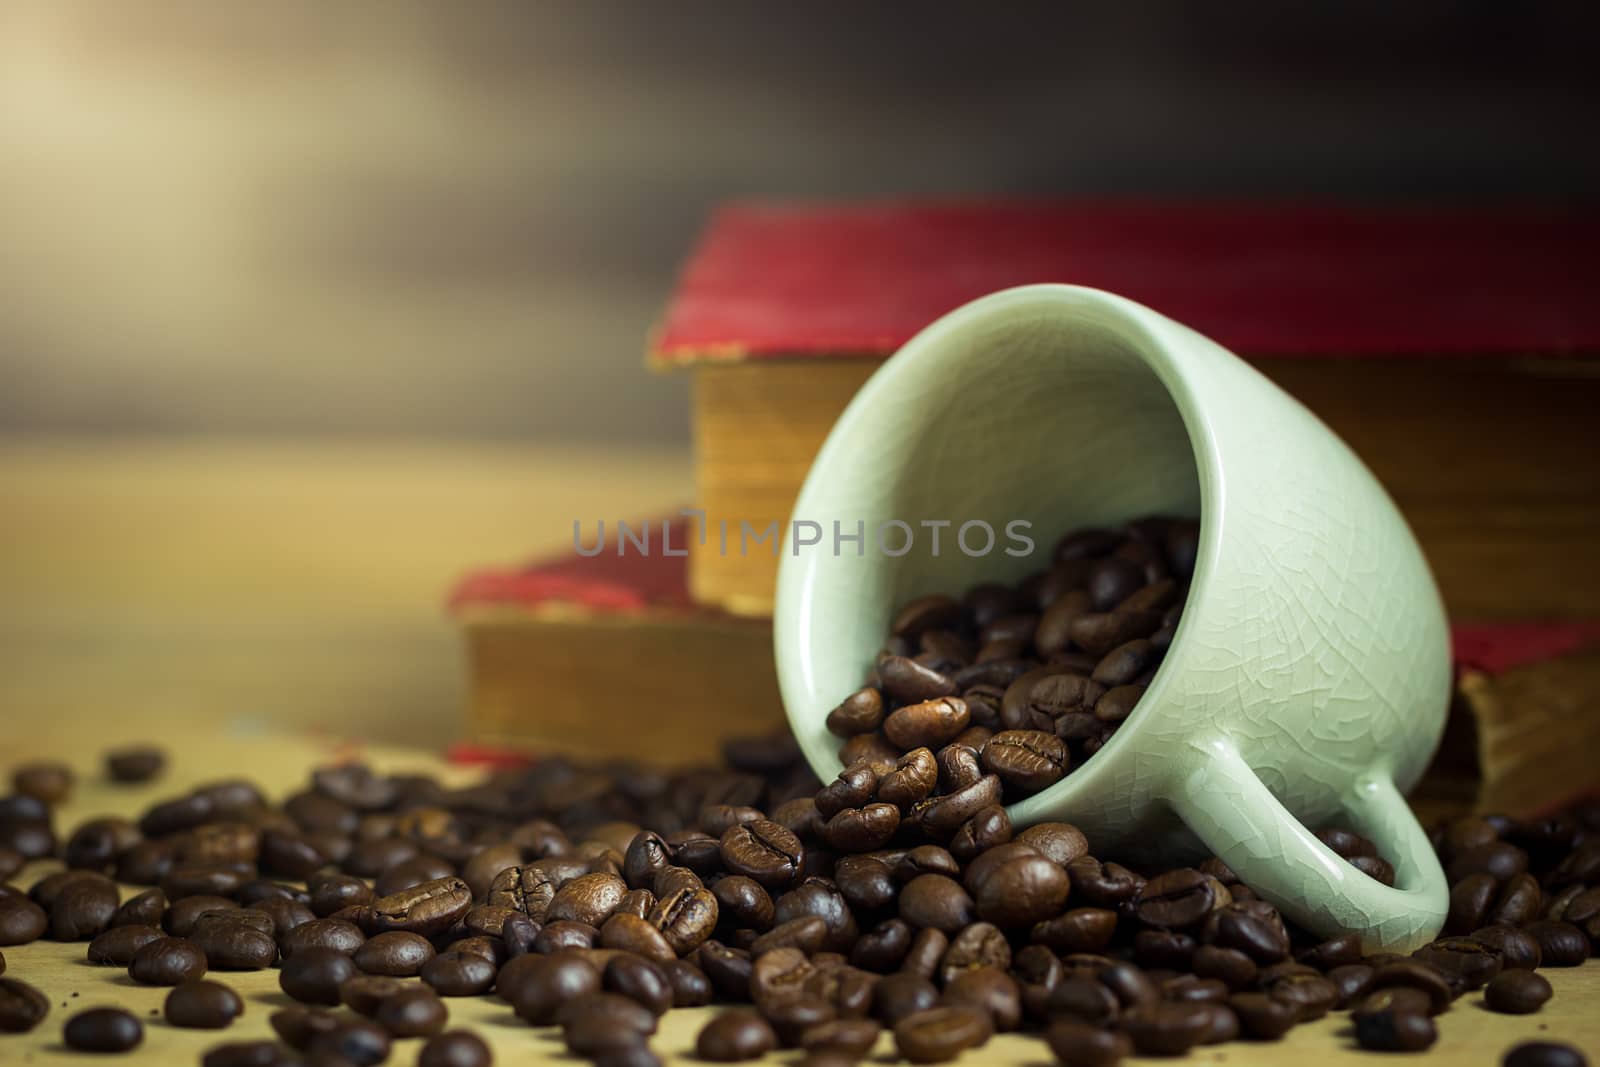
[775, 284, 1451, 952]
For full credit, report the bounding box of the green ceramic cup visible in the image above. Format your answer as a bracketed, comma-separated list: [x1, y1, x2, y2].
[775, 284, 1451, 951]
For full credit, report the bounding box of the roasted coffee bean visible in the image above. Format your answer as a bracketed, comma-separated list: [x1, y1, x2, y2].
[13, 762, 73, 804]
[658, 958, 710, 1007]
[1090, 639, 1157, 687]
[130, 936, 208, 985]
[1354, 1008, 1437, 1052]
[1447, 841, 1529, 883]
[419, 1030, 493, 1067]
[64, 817, 138, 872]
[279, 916, 364, 957]
[306, 1017, 392, 1066]
[1200, 904, 1289, 963]
[0, 977, 50, 1032]
[161, 895, 235, 938]
[648, 885, 718, 954]
[88, 923, 165, 965]
[1413, 936, 1502, 990]
[534, 919, 598, 953]
[884, 697, 971, 751]
[1045, 1019, 1132, 1065]
[488, 864, 556, 923]
[1066, 856, 1143, 907]
[278, 946, 357, 1005]
[878, 748, 938, 808]
[1032, 908, 1117, 954]
[511, 953, 602, 1024]
[340, 974, 406, 1017]
[1326, 963, 1375, 1007]
[899, 875, 975, 933]
[600, 911, 677, 963]
[49, 878, 120, 941]
[697, 1010, 778, 1061]
[375, 854, 457, 897]
[1068, 611, 1162, 656]
[603, 952, 674, 1015]
[165, 980, 245, 1029]
[827, 688, 885, 737]
[1135, 929, 1196, 970]
[1262, 970, 1337, 1021]
[879, 658, 960, 707]
[416, 949, 494, 996]
[1119, 1000, 1212, 1056]
[106, 745, 165, 783]
[940, 922, 1011, 984]
[825, 804, 901, 852]
[916, 776, 1003, 839]
[1367, 961, 1454, 1014]
[1523, 920, 1590, 967]
[63, 1007, 143, 1053]
[367, 876, 472, 935]
[893, 1004, 992, 1063]
[192, 916, 278, 971]
[973, 854, 1069, 929]
[269, 1006, 341, 1050]
[113, 888, 168, 929]
[799, 1016, 881, 1057]
[1228, 991, 1296, 1039]
[873, 971, 940, 1024]
[0, 891, 53, 951]
[1135, 868, 1229, 929]
[1483, 969, 1552, 1015]
[942, 966, 1021, 1030]
[899, 845, 963, 882]
[774, 879, 858, 954]
[720, 819, 804, 886]
[980, 731, 1068, 795]
[352, 929, 434, 976]
[375, 986, 448, 1038]
[1471, 925, 1542, 970]
[949, 806, 1012, 864]
[1297, 933, 1362, 971]
[1502, 1042, 1589, 1067]
[199, 1040, 288, 1067]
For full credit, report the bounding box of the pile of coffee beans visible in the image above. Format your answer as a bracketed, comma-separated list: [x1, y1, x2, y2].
[0, 519, 1593, 1066]
[826, 518, 1197, 807]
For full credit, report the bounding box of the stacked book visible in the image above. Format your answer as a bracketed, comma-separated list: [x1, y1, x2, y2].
[451, 199, 1600, 811]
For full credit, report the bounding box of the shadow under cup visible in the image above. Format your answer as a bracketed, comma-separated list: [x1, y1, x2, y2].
[779, 295, 1204, 849]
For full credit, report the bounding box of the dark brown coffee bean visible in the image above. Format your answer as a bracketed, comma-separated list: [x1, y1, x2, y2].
[1368, 961, 1453, 1014]
[1199, 904, 1289, 963]
[269, 1005, 341, 1050]
[1297, 933, 1362, 971]
[510, 953, 602, 1024]
[885, 697, 970, 750]
[419, 1030, 493, 1067]
[898, 875, 975, 933]
[981, 731, 1068, 795]
[64, 817, 139, 872]
[800, 1017, 882, 1057]
[1135, 929, 1196, 970]
[1066, 857, 1143, 908]
[1327, 963, 1375, 1007]
[892, 595, 964, 640]
[0, 977, 49, 1032]
[827, 688, 885, 737]
[111, 887, 168, 929]
[1523, 921, 1590, 966]
[697, 1010, 778, 1061]
[88, 923, 165, 966]
[661, 958, 711, 1007]
[916, 776, 1004, 839]
[1262, 971, 1338, 1021]
[13, 762, 73, 804]
[1031, 908, 1117, 955]
[164, 980, 244, 1029]
[893, 1004, 992, 1063]
[1135, 868, 1229, 929]
[1228, 991, 1296, 1039]
[1503, 1042, 1589, 1067]
[603, 952, 674, 1015]
[749, 916, 826, 958]
[941, 966, 1021, 1031]
[1354, 1008, 1437, 1052]
[873, 971, 939, 1024]
[597, 911, 675, 963]
[1489, 872, 1543, 926]
[647, 885, 718, 955]
[375, 854, 458, 898]
[199, 1039, 289, 1067]
[367, 876, 471, 936]
[488, 864, 556, 923]
[353, 930, 434, 976]
[63, 1007, 143, 1053]
[278, 946, 357, 1004]
[1484, 969, 1552, 1014]
[1068, 611, 1162, 655]
[878, 748, 938, 808]
[375, 986, 447, 1038]
[192, 915, 277, 971]
[1447, 872, 1496, 933]
[1191, 944, 1257, 989]
[973, 855, 1069, 929]
[1012, 822, 1088, 866]
[1447, 841, 1529, 884]
[273, 910, 355, 952]
[825, 805, 900, 853]
[130, 936, 208, 985]
[936, 743, 984, 793]
[1413, 936, 1503, 990]
[534, 920, 597, 954]
[306, 1017, 392, 1065]
[1045, 1018, 1131, 1065]
[1120, 1000, 1212, 1056]
[1093, 684, 1144, 724]
[1090, 639, 1157, 687]
[420, 950, 496, 996]
[817, 763, 880, 819]
[1471, 925, 1542, 970]
[1349, 854, 1396, 885]
[838, 732, 901, 774]
[49, 878, 120, 941]
[106, 745, 165, 782]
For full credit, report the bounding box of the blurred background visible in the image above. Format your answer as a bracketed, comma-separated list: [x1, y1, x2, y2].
[3, 1, 1598, 442]
[2, 1, 1597, 751]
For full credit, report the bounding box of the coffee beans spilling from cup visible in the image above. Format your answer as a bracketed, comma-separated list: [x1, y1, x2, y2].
[826, 517, 1197, 806]
[0, 520, 1593, 1066]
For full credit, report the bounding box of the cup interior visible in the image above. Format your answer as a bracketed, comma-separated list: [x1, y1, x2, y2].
[778, 287, 1205, 786]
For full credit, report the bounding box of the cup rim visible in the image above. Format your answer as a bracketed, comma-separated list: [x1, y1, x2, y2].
[776, 283, 1228, 821]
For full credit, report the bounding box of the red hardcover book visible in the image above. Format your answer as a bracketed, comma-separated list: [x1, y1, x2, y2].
[649, 199, 1600, 620]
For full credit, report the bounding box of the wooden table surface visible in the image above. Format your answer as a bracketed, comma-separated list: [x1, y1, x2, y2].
[1, 439, 1597, 1064]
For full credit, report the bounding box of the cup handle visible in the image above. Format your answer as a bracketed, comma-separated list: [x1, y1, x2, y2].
[1167, 737, 1447, 952]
